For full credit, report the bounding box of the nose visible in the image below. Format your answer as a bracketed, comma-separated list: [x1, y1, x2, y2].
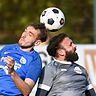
[20, 34, 26, 40]
[72, 43, 76, 47]
[21, 31, 27, 37]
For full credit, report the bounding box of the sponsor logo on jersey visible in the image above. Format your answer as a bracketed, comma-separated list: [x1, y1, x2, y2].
[20, 56, 26, 64]
[61, 69, 67, 71]
[74, 66, 82, 74]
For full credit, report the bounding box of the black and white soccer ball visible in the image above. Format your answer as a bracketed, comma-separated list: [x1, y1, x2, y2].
[40, 7, 65, 32]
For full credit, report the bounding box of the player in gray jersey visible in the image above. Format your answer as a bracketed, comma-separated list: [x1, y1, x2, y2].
[36, 33, 96, 96]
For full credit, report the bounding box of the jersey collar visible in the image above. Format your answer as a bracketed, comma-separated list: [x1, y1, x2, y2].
[53, 58, 72, 64]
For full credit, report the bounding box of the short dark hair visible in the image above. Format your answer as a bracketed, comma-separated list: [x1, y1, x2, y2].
[47, 33, 68, 57]
[29, 23, 48, 42]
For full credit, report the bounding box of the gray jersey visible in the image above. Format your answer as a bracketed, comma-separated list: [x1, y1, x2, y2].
[38, 59, 93, 96]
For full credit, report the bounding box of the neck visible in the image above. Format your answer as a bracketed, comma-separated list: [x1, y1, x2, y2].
[55, 56, 65, 61]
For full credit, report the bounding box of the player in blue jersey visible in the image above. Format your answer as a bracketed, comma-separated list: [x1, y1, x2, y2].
[0, 23, 47, 96]
[36, 33, 96, 96]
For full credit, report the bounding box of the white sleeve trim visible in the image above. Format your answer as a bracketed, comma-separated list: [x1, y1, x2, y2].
[38, 84, 51, 91]
[86, 84, 93, 90]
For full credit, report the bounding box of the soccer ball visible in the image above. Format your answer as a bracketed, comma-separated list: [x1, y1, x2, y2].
[40, 7, 65, 32]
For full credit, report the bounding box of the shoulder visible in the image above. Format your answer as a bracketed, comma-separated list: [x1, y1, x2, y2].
[73, 63, 85, 69]
[45, 60, 56, 68]
[0, 44, 17, 51]
[73, 62, 88, 74]
[30, 50, 41, 61]
[43, 60, 57, 74]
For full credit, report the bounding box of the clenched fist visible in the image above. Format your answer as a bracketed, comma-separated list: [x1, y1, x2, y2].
[5, 56, 15, 74]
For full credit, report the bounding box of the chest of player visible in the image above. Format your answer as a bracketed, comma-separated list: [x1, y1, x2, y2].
[53, 64, 87, 85]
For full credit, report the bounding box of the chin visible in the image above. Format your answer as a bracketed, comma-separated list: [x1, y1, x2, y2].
[66, 52, 79, 62]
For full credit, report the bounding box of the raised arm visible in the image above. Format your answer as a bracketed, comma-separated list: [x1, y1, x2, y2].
[5, 56, 35, 96]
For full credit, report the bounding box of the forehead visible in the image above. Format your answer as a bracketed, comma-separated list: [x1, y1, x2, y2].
[26, 26, 40, 34]
[61, 37, 72, 45]
[26, 26, 34, 30]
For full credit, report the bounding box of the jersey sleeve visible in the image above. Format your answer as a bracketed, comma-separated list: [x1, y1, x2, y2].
[0, 48, 2, 58]
[35, 64, 56, 96]
[0, 45, 6, 58]
[0, 44, 14, 58]
[85, 78, 96, 96]
[85, 69, 96, 96]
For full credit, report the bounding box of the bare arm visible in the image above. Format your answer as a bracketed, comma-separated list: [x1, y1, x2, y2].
[5, 56, 35, 96]
[10, 71, 35, 96]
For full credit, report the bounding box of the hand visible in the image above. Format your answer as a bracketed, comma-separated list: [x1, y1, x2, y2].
[5, 56, 15, 74]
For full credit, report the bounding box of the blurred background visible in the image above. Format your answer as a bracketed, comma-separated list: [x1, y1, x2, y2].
[0, 0, 96, 95]
[0, 0, 94, 44]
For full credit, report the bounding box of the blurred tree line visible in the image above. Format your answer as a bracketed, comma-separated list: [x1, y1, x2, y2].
[0, 0, 93, 44]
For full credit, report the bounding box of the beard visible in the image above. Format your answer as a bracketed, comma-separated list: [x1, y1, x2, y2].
[65, 50, 79, 62]
[18, 41, 34, 49]
[20, 45, 33, 49]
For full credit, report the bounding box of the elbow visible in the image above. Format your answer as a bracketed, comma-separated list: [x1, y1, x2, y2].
[22, 88, 32, 96]
[23, 94, 30, 96]
[22, 91, 31, 96]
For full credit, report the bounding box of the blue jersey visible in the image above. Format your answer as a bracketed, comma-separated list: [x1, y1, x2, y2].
[0, 44, 42, 96]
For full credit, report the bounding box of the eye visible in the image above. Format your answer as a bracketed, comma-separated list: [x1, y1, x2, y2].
[29, 31, 33, 36]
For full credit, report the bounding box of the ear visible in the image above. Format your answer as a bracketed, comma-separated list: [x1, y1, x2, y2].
[57, 49, 65, 56]
[34, 40, 41, 46]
